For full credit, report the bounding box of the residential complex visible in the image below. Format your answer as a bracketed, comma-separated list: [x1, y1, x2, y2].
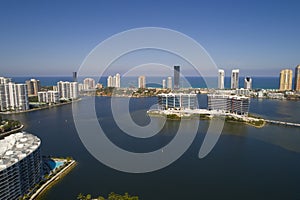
[0, 132, 43, 200]
[207, 94, 250, 115]
[231, 69, 239, 89]
[25, 79, 41, 96]
[38, 91, 59, 103]
[57, 81, 79, 100]
[218, 69, 225, 89]
[138, 76, 146, 88]
[157, 93, 197, 110]
[83, 78, 96, 90]
[0, 80, 29, 112]
[107, 73, 121, 88]
[174, 66, 180, 90]
[295, 65, 300, 91]
[279, 69, 293, 91]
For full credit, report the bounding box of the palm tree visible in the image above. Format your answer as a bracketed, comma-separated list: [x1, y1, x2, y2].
[77, 193, 86, 200]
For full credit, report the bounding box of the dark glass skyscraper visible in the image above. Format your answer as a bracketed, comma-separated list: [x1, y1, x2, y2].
[174, 66, 180, 90]
[73, 72, 77, 82]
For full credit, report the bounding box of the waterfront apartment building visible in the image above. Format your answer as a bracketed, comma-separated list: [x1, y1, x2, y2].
[57, 81, 78, 100]
[279, 69, 293, 91]
[0, 77, 11, 84]
[231, 69, 239, 89]
[218, 69, 225, 89]
[0, 82, 29, 112]
[167, 77, 172, 89]
[174, 66, 180, 90]
[0, 132, 43, 200]
[83, 78, 96, 90]
[138, 76, 146, 88]
[106, 73, 121, 88]
[38, 91, 59, 103]
[207, 94, 250, 115]
[244, 77, 252, 89]
[295, 65, 300, 91]
[158, 93, 197, 110]
[25, 79, 41, 96]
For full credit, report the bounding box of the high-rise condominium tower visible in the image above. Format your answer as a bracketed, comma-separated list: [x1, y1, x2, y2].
[218, 69, 225, 89]
[244, 76, 252, 89]
[294, 65, 300, 91]
[174, 66, 180, 90]
[231, 69, 239, 89]
[138, 76, 146, 88]
[167, 77, 172, 89]
[162, 79, 166, 89]
[279, 69, 293, 91]
[83, 78, 96, 90]
[73, 72, 77, 82]
[25, 79, 41, 96]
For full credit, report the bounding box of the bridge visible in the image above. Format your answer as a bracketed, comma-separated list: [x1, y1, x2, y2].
[265, 119, 300, 127]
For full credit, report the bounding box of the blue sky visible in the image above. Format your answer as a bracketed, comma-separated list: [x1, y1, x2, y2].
[0, 0, 299, 77]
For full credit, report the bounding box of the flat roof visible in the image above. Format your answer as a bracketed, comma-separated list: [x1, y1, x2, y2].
[0, 132, 41, 171]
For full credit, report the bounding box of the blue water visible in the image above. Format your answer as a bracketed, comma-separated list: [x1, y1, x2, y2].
[11, 76, 279, 89]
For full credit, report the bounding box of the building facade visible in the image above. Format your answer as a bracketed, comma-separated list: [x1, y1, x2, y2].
[38, 91, 59, 103]
[0, 132, 43, 200]
[294, 65, 300, 91]
[218, 69, 225, 89]
[279, 69, 293, 91]
[25, 79, 41, 96]
[162, 79, 166, 89]
[57, 81, 78, 100]
[174, 66, 180, 90]
[244, 76, 252, 89]
[167, 77, 172, 89]
[231, 69, 239, 89]
[83, 78, 96, 90]
[138, 76, 146, 88]
[158, 93, 197, 110]
[207, 94, 250, 115]
[0, 82, 29, 112]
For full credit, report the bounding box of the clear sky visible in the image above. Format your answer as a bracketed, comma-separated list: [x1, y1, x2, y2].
[0, 0, 299, 77]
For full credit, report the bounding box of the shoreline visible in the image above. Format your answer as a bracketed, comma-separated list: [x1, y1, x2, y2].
[0, 98, 81, 115]
[29, 159, 77, 200]
[0, 124, 24, 138]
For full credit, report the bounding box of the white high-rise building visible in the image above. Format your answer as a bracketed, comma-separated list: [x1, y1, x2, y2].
[38, 91, 59, 103]
[115, 73, 121, 88]
[0, 81, 29, 111]
[218, 69, 225, 89]
[83, 78, 96, 90]
[244, 77, 252, 89]
[57, 81, 78, 100]
[138, 76, 146, 88]
[107, 76, 113, 87]
[162, 79, 166, 89]
[167, 77, 172, 89]
[231, 69, 239, 89]
[0, 77, 11, 84]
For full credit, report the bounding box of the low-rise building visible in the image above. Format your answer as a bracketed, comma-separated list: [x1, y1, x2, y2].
[158, 93, 197, 110]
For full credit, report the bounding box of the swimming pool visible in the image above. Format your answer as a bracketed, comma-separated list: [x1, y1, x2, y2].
[47, 160, 65, 170]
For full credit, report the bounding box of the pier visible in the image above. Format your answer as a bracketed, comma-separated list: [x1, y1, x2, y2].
[265, 119, 300, 127]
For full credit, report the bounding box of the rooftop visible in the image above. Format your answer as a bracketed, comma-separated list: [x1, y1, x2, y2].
[0, 132, 41, 171]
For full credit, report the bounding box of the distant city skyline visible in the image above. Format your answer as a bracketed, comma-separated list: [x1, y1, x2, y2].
[0, 1, 300, 77]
